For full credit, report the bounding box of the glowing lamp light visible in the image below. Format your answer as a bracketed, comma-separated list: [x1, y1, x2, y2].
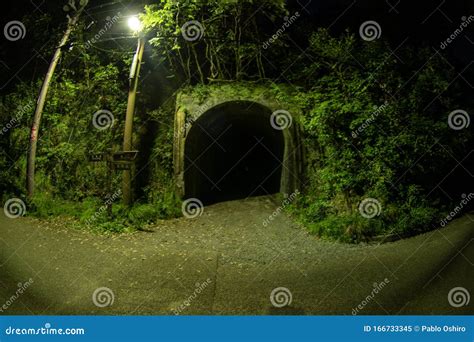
[127, 16, 142, 32]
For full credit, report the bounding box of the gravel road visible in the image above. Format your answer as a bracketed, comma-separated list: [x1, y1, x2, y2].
[0, 195, 472, 315]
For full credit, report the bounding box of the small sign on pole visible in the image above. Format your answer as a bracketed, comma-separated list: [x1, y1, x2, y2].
[88, 152, 106, 162]
[87, 150, 139, 209]
[112, 162, 133, 171]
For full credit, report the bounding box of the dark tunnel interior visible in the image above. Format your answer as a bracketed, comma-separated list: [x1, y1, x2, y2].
[184, 101, 284, 205]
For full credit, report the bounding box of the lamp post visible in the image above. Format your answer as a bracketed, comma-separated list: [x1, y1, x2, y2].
[122, 16, 144, 206]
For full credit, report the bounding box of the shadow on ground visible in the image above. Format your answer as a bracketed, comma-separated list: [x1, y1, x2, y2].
[0, 196, 472, 315]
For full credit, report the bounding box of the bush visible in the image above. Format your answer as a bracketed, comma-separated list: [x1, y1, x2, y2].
[286, 29, 473, 242]
[30, 192, 96, 219]
[306, 214, 384, 243]
[128, 204, 161, 225]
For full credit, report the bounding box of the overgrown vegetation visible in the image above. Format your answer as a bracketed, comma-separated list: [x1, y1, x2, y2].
[141, 0, 288, 82]
[284, 31, 472, 242]
[1, 1, 472, 240]
[0, 7, 181, 232]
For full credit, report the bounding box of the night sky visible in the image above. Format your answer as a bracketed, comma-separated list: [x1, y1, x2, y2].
[1, 0, 473, 94]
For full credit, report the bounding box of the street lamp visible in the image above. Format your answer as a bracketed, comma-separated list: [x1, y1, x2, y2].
[122, 15, 145, 206]
[127, 16, 142, 32]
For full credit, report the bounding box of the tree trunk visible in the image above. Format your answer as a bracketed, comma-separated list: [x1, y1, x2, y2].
[26, 3, 87, 198]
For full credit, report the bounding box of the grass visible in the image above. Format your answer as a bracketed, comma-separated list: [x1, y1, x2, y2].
[28, 191, 182, 234]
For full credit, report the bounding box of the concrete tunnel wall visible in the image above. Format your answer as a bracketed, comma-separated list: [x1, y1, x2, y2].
[173, 84, 303, 203]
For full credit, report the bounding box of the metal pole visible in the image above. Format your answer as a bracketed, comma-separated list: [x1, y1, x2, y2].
[122, 36, 145, 206]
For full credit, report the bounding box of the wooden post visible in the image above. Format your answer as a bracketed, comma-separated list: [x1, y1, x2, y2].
[122, 37, 145, 206]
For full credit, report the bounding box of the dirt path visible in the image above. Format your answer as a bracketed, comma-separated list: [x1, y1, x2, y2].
[0, 196, 472, 315]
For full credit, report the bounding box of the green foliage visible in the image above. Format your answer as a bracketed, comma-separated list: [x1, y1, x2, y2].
[1, 5, 472, 243]
[29, 190, 180, 234]
[287, 29, 472, 242]
[127, 199, 181, 226]
[141, 0, 289, 82]
[305, 214, 384, 243]
[0, 12, 181, 234]
[29, 192, 96, 218]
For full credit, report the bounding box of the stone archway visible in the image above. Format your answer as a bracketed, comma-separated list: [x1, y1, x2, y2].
[173, 84, 302, 203]
[184, 101, 284, 204]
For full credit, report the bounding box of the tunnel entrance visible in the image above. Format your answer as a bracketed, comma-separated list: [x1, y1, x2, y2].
[184, 101, 284, 205]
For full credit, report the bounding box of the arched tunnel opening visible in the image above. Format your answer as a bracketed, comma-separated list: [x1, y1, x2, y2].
[184, 101, 284, 205]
